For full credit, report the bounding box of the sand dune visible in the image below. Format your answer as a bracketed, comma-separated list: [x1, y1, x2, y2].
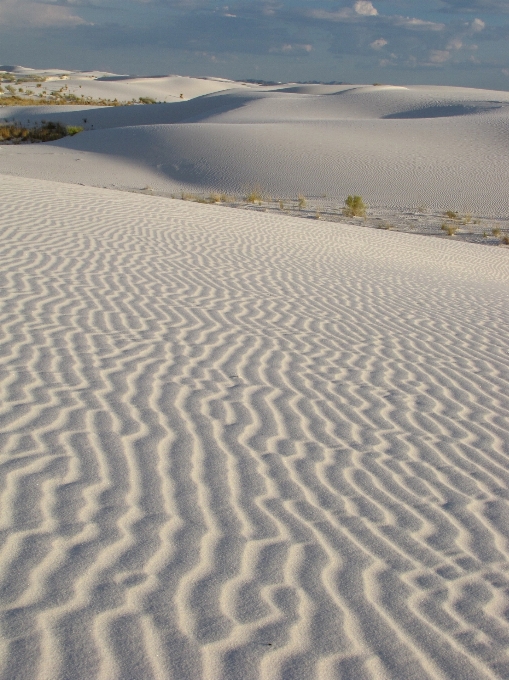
[0, 174, 508, 679]
[1, 70, 509, 678]
[1, 83, 509, 214]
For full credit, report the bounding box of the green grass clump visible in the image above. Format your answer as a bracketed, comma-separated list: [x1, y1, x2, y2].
[343, 195, 366, 217]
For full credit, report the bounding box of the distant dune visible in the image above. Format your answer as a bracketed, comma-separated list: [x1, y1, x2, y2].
[1, 71, 508, 214]
[1, 70, 509, 680]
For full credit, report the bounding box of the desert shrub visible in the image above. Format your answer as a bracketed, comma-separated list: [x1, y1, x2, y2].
[297, 194, 306, 210]
[246, 188, 263, 204]
[492, 227, 501, 237]
[139, 97, 157, 104]
[502, 235, 509, 245]
[0, 121, 82, 143]
[66, 126, 84, 136]
[279, 200, 284, 210]
[343, 195, 366, 217]
[444, 210, 458, 220]
[447, 225, 458, 236]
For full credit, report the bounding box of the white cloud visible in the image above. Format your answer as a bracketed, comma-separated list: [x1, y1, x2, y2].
[370, 38, 387, 49]
[429, 50, 450, 63]
[0, 0, 90, 27]
[394, 17, 445, 31]
[471, 18, 485, 31]
[354, 1, 378, 16]
[308, 8, 352, 21]
[447, 38, 463, 49]
[269, 43, 313, 53]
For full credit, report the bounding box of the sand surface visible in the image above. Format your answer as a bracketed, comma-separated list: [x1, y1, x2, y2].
[1, 174, 509, 679]
[1, 69, 509, 679]
[1, 79, 509, 217]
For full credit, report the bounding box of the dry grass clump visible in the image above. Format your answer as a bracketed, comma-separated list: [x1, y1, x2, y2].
[139, 97, 157, 104]
[343, 195, 366, 217]
[492, 226, 501, 237]
[208, 193, 233, 203]
[297, 194, 306, 210]
[501, 235, 509, 245]
[0, 121, 83, 143]
[246, 188, 263, 204]
[441, 222, 458, 236]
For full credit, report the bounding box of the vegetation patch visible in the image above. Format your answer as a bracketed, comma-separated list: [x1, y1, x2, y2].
[343, 195, 367, 217]
[0, 121, 83, 143]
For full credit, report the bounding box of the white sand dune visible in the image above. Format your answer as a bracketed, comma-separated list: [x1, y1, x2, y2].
[1, 66, 255, 102]
[1, 83, 509, 214]
[0, 174, 509, 679]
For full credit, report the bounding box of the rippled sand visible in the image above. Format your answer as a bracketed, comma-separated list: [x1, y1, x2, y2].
[0, 175, 508, 679]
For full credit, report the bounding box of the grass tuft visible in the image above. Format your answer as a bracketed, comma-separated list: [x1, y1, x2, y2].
[343, 195, 366, 217]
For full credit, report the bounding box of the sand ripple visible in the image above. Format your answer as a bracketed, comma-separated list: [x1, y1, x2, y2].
[0, 176, 509, 679]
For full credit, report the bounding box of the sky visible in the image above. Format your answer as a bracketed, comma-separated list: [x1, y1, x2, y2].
[1, 0, 509, 89]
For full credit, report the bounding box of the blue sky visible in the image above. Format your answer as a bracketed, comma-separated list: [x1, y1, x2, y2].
[1, 1, 509, 89]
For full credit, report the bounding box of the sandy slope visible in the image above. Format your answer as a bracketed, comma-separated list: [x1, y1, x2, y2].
[0, 175, 509, 679]
[0, 65, 255, 102]
[1, 84, 509, 214]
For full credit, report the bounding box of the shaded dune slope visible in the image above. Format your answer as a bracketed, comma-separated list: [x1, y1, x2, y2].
[0, 176, 509, 679]
[1, 85, 509, 214]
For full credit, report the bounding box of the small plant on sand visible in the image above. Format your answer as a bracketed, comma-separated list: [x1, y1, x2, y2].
[139, 97, 157, 104]
[343, 195, 366, 217]
[66, 126, 84, 136]
[483, 231, 488, 238]
[279, 200, 284, 210]
[444, 210, 458, 220]
[379, 222, 393, 230]
[492, 226, 501, 237]
[297, 194, 306, 210]
[501, 235, 509, 245]
[315, 211, 321, 220]
[246, 188, 263, 204]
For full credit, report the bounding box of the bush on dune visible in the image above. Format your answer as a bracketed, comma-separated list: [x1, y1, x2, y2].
[0, 121, 84, 143]
[343, 195, 367, 217]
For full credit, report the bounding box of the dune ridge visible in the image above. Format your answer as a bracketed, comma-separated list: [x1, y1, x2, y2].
[0, 175, 508, 679]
